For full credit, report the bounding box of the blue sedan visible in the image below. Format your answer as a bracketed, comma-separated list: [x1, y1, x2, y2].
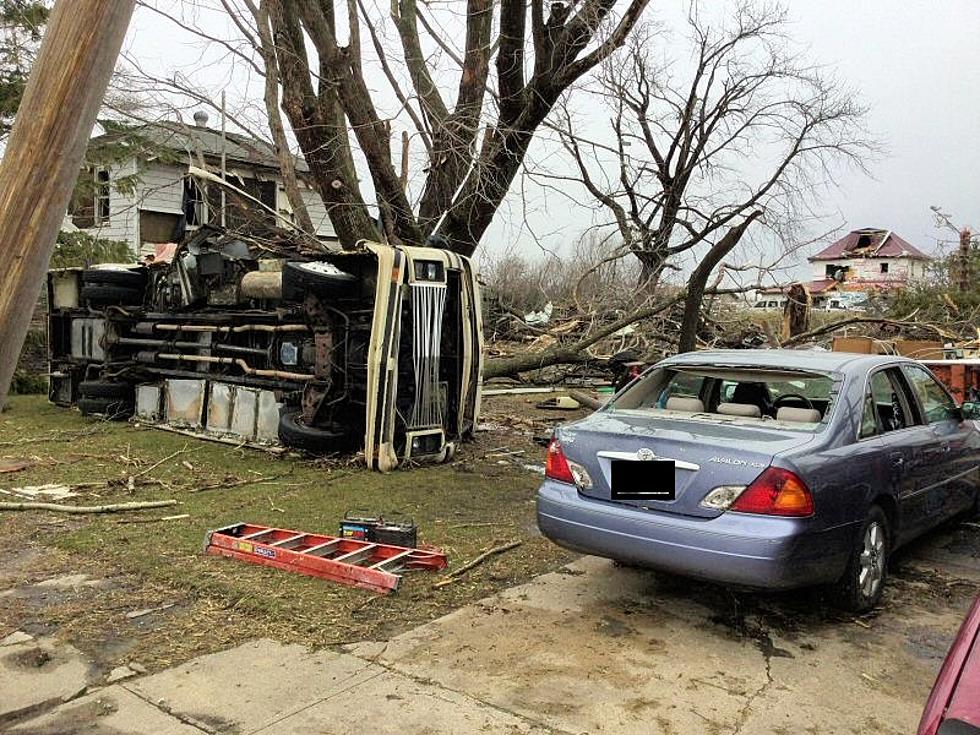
[537, 350, 980, 611]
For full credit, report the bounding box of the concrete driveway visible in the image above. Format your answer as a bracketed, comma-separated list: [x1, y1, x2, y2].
[5, 519, 979, 734]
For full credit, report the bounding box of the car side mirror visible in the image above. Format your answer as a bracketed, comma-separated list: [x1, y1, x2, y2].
[961, 402, 980, 420]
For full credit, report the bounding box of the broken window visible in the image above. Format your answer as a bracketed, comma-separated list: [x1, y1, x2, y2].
[208, 175, 277, 231]
[183, 178, 210, 226]
[68, 166, 110, 229]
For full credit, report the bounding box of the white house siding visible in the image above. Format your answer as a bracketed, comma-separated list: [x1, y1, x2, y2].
[301, 188, 338, 240]
[137, 162, 186, 216]
[64, 158, 140, 255]
[811, 257, 926, 284]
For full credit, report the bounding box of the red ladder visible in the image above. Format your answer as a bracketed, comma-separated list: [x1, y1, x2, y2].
[204, 522, 447, 594]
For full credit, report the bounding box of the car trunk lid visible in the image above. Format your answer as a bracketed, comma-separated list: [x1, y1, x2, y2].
[559, 410, 818, 519]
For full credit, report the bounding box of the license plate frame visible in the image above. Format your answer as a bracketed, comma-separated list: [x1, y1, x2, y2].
[610, 459, 675, 501]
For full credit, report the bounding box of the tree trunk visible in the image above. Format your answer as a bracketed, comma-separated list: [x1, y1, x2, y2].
[676, 213, 761, 353]
[0, 0, 135, 407]
[251, 1, 315, 236]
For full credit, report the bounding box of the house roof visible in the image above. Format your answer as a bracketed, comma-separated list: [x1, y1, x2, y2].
[90, 119, 309, 173]
[808, 228, 931, 262]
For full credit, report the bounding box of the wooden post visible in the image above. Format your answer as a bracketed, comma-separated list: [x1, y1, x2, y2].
[0, 0, 135, 408]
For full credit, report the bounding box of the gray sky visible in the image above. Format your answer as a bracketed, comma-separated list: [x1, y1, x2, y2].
[119, 0, 980, 270]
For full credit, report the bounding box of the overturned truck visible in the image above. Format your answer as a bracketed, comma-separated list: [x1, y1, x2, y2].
[47, 227, 483, 470]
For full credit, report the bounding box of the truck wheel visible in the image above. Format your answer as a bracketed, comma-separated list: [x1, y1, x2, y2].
[80, 284, 144, 306]
[78, 380, 133, 400]
[78, 397, 134, 420]
[834, 505, 889, 613]
[278, 409, 355, 454]
[82, 268, 146, 289]
[282, 262, 357, 302]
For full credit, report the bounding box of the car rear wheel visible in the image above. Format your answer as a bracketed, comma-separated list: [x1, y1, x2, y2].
[834, 506, 889, 613]
[278, 409, 356, 454]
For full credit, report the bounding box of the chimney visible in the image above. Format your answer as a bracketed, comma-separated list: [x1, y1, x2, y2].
[193, 110, 209, 128]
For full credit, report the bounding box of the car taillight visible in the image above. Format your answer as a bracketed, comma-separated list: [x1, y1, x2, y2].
[730, 467, 814, 517]
[545, 438, 575, 484]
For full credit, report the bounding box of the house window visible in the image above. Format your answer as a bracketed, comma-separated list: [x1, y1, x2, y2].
[69, 166, 111, 229]
[880, 262, 889, 274]
[96, 169, 110, 223]
[183, 178, 210, 226]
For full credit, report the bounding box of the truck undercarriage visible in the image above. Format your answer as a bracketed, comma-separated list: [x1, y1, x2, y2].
[47, 226, 483, 470]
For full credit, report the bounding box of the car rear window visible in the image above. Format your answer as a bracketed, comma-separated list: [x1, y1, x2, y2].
[610, 366, 836, 430]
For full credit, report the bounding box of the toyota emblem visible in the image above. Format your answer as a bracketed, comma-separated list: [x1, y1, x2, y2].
[636, 448, 656, 461]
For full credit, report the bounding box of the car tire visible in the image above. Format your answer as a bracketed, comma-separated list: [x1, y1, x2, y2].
[834, 505, 890, 613]
[82, 268, 147, 289]
[278, 409, 355, 454]
[78, 380, 133, 400]
[281, 261, 357, 302]
[80, 284, 144, 306]
[78, 396, 134, 420]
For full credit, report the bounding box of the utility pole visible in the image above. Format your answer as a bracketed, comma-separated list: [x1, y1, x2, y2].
[0, 1, 135, 408]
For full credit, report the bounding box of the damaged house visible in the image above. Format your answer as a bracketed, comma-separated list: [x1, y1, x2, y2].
[64, 111, 338, 254]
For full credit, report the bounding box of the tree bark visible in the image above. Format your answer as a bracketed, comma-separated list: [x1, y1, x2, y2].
[248, 0, 315, 236]
[0, 0, 135, 408]
[676, 212, 761, 353]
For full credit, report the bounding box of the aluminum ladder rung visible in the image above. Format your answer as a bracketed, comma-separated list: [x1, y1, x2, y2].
[370, 549, 414, 570]
[269, 533, 305, 548]
[302, 539, 342, 557]
[241, 529, 274, 541]
[333, 544, 378, 565]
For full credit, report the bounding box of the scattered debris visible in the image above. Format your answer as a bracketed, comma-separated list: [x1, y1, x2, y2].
[434, 540, 523, 588]
[1, 484, 76, 501]
[0, 458, 31, 474]
[105, 665, 138, 683]
[114, 513, 190, 525]
[125, 603, 176, 620]
[0, 631, 34, 646]
[0, 499, 178, 514]
[568, 389, 602, 410]
[535, 395, 581, 410]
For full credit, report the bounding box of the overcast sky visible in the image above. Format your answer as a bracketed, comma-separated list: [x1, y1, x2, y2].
[119, 1, 980, 270]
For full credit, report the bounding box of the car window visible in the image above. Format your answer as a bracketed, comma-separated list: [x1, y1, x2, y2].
[867, 369, 914, 433]
[859, 390, 879, 438]
[901, 365, 957, 423]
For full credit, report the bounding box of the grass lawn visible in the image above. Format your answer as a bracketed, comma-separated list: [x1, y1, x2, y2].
[0, 394, 575, 671]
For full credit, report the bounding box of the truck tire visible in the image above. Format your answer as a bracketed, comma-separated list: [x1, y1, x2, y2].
[80, 284, 144, 306]
[82, 268, 147, 289]
[78, 380, 133, 400]
[278, 409, 355, 454]
[78, 396, 134, 420]
[282, 261, 357, 302]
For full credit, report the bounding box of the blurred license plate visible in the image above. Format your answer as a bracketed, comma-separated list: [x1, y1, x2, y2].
[610, 460, 675, 501]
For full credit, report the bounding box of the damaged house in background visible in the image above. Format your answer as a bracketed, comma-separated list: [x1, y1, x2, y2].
[63, 110, 338, 254]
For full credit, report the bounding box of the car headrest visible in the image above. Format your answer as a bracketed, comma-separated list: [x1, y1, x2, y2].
[717, 402, 762, 418]
[665, 396, 705, 413]
[776, 406, 822, 423]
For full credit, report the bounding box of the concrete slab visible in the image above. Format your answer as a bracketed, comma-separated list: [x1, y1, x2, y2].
[0, 637, 97, 722]
[252, 669, 549, 735]
[127, 639, 379, 733]
[9, 685, 201, 735]
[351, 557, 947, 734]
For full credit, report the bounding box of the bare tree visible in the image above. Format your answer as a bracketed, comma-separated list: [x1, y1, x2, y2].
[134, 0, 649, 254]
[541, 3, 875, 351]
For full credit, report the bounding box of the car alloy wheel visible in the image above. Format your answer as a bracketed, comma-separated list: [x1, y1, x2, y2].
[859, 520, 886, 600]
